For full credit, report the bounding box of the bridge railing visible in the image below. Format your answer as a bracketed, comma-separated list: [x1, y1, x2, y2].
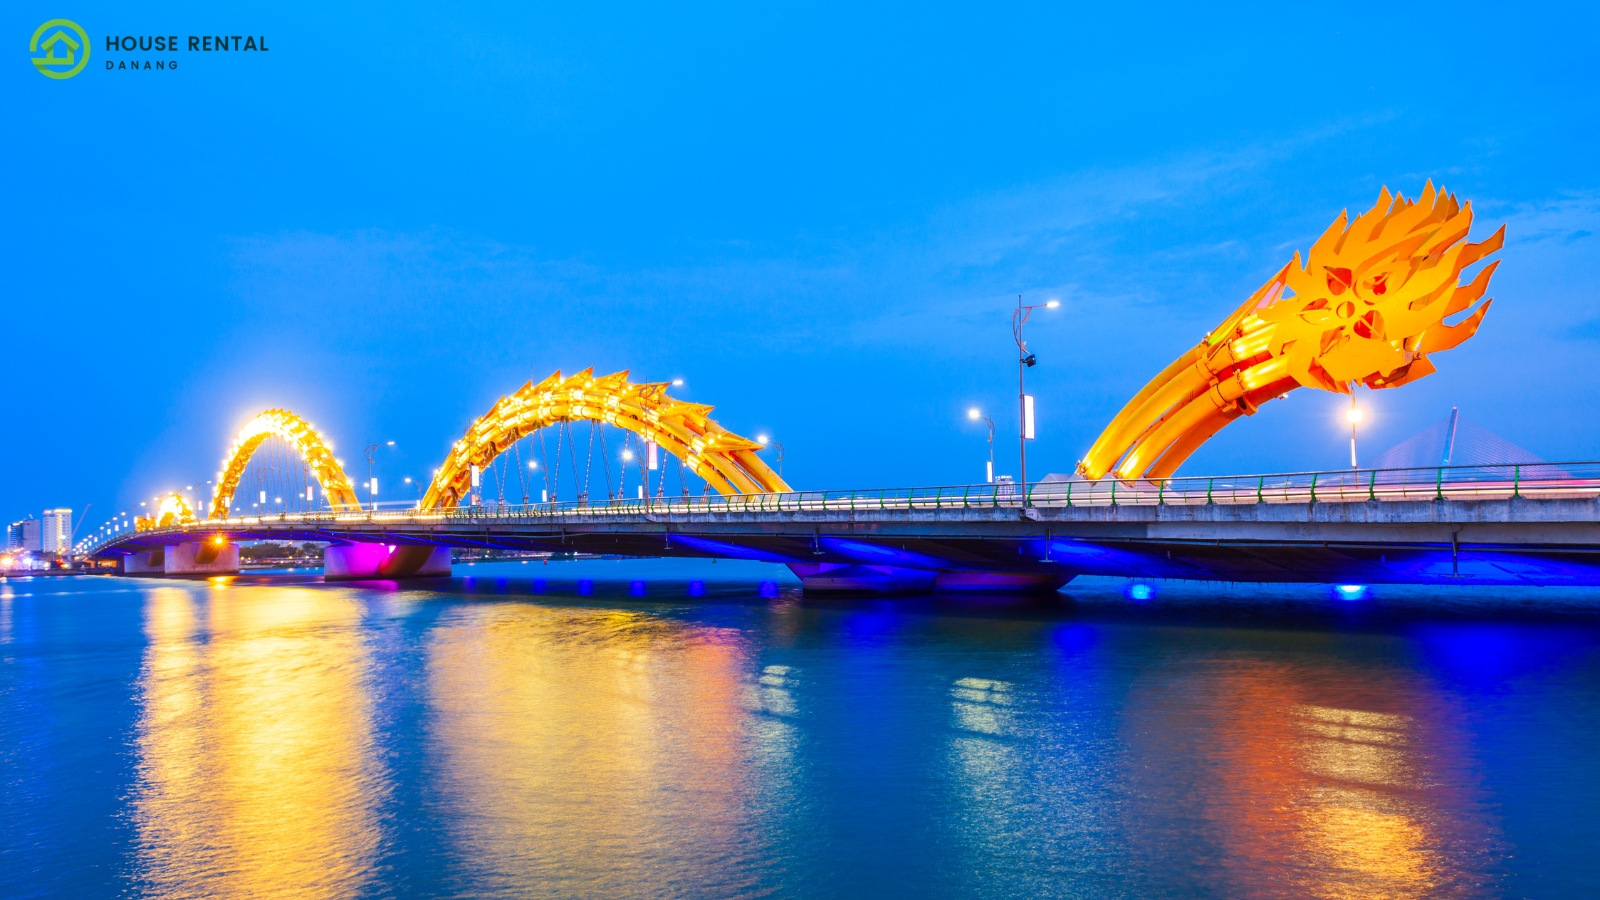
[86, 461, 1600, 553]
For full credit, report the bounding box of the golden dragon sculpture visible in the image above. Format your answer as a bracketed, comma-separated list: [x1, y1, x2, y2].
[1079, 182, 1504, 482]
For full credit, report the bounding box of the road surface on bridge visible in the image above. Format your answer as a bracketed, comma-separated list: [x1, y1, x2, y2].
[89, 465, 1600, 589]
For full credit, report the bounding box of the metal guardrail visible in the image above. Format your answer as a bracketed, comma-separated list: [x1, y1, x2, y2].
[87, 461, 1600, 555]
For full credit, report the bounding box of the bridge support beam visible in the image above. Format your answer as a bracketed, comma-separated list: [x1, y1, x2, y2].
[787, 563, 936, 594]
[324, 543, 451, 581]
[166, 539, 240, 575]
[121, 541, 240, 576]
[787, 563, 1072, 595]
[932, 571, 1074, 593]
[122, 548, 165, 575]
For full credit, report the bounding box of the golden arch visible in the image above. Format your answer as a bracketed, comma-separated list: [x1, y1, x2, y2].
[211, 409, 362, 518]
[1079, 183, 1504, 482]
[422, 368, 790, 508]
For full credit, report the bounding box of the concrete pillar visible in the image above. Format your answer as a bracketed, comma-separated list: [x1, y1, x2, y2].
[164, 540, 241, 576]
[787, 563, 1072, 595]
[786, 563, 937, 594]
[123, 548, 165, 575]
[324, 543, 451, 581]
[932, 571, 1073, 593]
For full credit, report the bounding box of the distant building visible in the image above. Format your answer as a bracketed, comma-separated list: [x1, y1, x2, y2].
[41, 508, 71, 554]
[8, 517, 41, 552]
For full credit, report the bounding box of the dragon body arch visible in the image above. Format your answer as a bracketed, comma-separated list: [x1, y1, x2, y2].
[422, 368, 789, 509]
[210, 409, 361, 518]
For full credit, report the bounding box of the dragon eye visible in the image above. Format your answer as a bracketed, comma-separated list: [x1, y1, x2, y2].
[1325, 267, 1353, 295]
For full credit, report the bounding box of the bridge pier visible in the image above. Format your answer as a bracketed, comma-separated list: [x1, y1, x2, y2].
[787, 563, 1070, 595]
[122, 540, 240, 576]
[786, 563, 936, 594]
[324, 543, 451, 581]
[931, 571, 1074, 593]
[122, 548, 165, 575]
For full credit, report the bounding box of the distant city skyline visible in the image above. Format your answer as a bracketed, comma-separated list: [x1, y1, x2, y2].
[6, 2, 1600, 527]
[6, 508, 71, 555]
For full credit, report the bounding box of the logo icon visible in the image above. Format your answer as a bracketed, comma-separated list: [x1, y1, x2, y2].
[31, 19, 89, 79]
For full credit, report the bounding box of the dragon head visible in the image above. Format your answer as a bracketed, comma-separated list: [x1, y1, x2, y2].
[135, 492, 196, 532]
[1231, 181, 1502, 393]
[1080, 183, 1503, 482]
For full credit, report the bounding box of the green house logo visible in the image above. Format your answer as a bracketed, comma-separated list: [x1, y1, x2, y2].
[31, 19, 89, 79]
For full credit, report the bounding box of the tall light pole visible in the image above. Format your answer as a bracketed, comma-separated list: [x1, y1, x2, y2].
[756, 434, 785, 479]
[968, 408, 995, 483]
[366, 440, 395, 511]
[1012, 296, 1058, 496]
[1346, 390, 1363, 469]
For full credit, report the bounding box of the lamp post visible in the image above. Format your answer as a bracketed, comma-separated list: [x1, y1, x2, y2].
[365, 440, 395, 512]
[756, 434, 785, 479]
[1346, 390, 1363, 469]
[967, 408, 996, 483]
[1012, 296, 1058, 496]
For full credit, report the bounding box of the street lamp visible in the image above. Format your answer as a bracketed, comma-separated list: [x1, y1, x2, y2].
[365, 441, 396, 511]
[1346, 391, 1364, 469]
[968, 407, 996, 483]
[756, 434, 785, 479]
[1012, 296, 1059, 495]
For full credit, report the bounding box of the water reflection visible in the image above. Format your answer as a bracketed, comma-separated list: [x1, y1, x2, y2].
[1120, 637, 1498, 899]
[425, 601, 776, 898]
[132, 584, 383, 899]
[42, 573, 1586, 898]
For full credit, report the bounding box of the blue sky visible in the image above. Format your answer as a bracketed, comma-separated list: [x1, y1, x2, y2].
[5, 1, 1599, 526]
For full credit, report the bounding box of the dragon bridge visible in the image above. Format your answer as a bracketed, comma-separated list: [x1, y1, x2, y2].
[210, 409, 362, 518]
[1080, 182, 1505, 482]
[421, 368, 789, 508]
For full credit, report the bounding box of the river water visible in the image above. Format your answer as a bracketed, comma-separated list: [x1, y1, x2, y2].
[3, 559, 1599, 899]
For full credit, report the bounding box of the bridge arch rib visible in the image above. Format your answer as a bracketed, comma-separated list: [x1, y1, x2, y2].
[423, 368, 790, 508]
[211, 409, 361, 518]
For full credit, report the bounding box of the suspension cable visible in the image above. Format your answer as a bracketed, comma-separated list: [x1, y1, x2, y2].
[538, 426, 551, 503]
[513, 439, 529, 504]
[551, 422, 562, 502]
[597, 422, 614, 500]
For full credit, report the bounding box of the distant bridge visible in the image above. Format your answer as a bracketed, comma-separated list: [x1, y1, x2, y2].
[90, 464, 1600, 592]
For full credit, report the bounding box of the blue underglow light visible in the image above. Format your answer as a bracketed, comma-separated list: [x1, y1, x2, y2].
[1127, 583, 1153, 601]
[578, 579, 593, 596]
[687, 580, 705, 597]
[1335, 584, 1368, 600]
[760, 581, 780, 598]
[630, 580, 647, 596]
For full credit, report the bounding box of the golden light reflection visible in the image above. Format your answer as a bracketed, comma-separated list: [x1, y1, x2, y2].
[425, 603, 771, 897]
[132, 584, 383, 899]
[1118, 649, 1495, 899]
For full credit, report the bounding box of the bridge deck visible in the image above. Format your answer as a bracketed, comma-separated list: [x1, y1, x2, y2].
[92, 478, 1600, 586]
